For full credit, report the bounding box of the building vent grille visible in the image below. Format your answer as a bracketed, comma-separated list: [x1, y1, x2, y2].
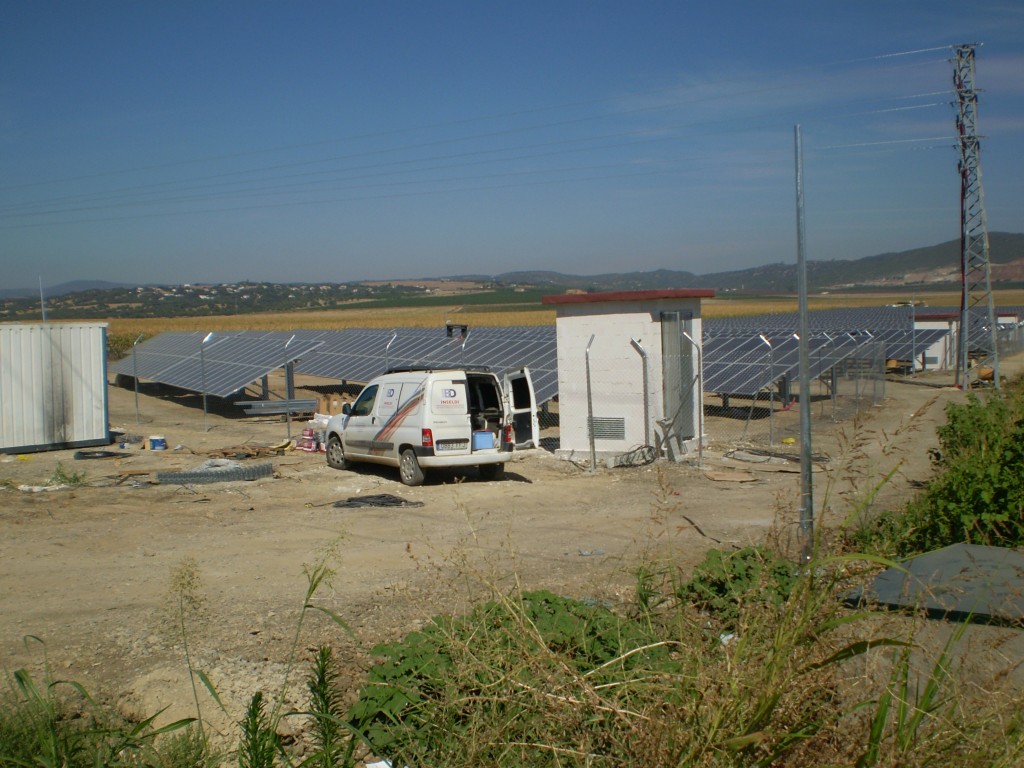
[588, 416, 626, 441]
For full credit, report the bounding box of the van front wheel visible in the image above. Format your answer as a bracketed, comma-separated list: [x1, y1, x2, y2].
[399, 449, 425, 486]
[326, 435, 348, 470]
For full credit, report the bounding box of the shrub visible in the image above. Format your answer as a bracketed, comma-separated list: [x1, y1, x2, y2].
[859, 387, 1024, 555]
[347, 590, 677, 764]
[345, 574, 889, 767]
[676, 546, 797, 630]
[107, 332, 146, 361]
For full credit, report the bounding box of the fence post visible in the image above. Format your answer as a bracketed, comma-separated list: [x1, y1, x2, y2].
[629, 338, 651, 448]
[585, 334, 597, 473]
[758, 334, 774, 445]
[680, 330, 704, 468]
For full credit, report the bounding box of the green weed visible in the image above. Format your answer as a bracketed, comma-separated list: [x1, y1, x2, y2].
[48, 463, 85, 486]
[0, 639, 195, 767]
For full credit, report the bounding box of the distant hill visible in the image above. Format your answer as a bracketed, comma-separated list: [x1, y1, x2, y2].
[482, 232, 1024, 293]
[6, 233, 1024, 307]
[0, 280, 134, 300]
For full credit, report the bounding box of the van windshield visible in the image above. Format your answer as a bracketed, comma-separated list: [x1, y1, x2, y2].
[350, 385, 378, 417]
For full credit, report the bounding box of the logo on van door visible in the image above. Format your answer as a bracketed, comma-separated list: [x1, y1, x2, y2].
[443, 388, 456, 398]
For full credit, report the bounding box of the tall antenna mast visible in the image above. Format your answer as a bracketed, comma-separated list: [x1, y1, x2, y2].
[953, 43, 999, 390]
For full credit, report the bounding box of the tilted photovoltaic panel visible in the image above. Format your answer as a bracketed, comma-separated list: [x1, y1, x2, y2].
[702, 331, 874, 396]
[295, 326, 559, 403]
[109, 332, 209, 382]
[117, 326, 559, 404]
[110, 333, 324, 398]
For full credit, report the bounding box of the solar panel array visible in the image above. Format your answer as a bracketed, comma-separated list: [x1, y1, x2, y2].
[112, 305, 1021, 406]
[292, 326, 558, 404]
[113, 326, 559, 404]
[702, 332, 868, 396]
[707, 305, 1023, 349]
[699, 305, 977, 396]
[110, 333, 324, 398]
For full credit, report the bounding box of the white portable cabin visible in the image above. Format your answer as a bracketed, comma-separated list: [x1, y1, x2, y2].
[542, 289, 713, 464]
[913, 312, 958, 370]
[0, 323, 110, 453]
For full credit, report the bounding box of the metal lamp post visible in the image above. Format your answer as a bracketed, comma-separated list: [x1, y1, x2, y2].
[200, 332, 214, 432]
[132, 334, 144, 424]
[757, 334, 774, 445]
[283, 334, 295, 439]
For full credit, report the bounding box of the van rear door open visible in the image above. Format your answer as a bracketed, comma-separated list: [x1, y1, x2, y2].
[504, 367, 539, 449]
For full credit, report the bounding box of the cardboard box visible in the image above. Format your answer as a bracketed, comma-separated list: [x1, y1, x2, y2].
[318, 394, 348, 416]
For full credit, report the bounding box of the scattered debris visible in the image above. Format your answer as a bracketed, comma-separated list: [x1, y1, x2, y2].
[332, 494, 424, 509]
[726, 450, 773, 464]
[73, 450, 122, 460]
[704, 470, 758, 483]
[179, 440, 293, 459]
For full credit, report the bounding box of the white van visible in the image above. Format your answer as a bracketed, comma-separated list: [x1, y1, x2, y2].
[324, 367, 536, 485]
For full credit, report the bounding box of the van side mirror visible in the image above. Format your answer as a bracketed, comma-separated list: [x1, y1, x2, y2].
[342, 402, 352, 416]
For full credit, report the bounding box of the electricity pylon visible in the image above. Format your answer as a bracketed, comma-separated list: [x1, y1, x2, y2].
[953, 43, 999, 389]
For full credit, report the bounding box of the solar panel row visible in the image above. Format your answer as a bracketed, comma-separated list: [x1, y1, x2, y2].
[111, 326, 559, 403]
[110, 333, 324, 398]
[112, 305, 1020, 405]
[702, 332, 869, 396]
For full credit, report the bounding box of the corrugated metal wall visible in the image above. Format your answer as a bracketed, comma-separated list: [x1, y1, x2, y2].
[0, 323, 109, 452]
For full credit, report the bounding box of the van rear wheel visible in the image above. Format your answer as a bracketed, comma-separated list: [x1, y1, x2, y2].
[399, 448, 425, 486]
[479, 463, 505, 481]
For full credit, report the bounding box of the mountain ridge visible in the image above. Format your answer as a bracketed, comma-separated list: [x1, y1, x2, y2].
[476, 232, 1024, 292]
[6, 233, 1024, 299]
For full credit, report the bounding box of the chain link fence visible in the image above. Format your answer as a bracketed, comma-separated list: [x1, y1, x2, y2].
[997, 322, 1024, 361]
[539, 334, 888, 463]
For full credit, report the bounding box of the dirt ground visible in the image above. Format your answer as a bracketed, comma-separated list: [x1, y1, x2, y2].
[0, 362, 1015, 755]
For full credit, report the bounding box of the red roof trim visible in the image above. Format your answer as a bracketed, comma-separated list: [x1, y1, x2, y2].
[542, 288, 715, 305]
[914, 312, 959, 321]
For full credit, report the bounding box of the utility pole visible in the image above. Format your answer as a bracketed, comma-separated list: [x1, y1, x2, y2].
[795, 125, 813, 563]
[953, 43, 999, 390]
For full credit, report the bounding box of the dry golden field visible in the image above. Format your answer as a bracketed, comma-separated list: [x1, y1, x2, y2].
[104, 289, 1024, 339]
[104, 306, 556, 337]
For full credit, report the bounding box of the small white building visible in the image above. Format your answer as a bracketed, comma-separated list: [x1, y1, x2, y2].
[0, 323, 110, 453]
[542, 289, 713, 464]
[913, 312, 958, 370]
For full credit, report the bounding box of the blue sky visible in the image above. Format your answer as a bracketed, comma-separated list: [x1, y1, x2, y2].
[2, 2, 1023, 289]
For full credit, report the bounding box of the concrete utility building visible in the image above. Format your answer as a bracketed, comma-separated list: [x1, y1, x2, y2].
[542, 289, 714, 464]
[912, 312, 959, 371]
